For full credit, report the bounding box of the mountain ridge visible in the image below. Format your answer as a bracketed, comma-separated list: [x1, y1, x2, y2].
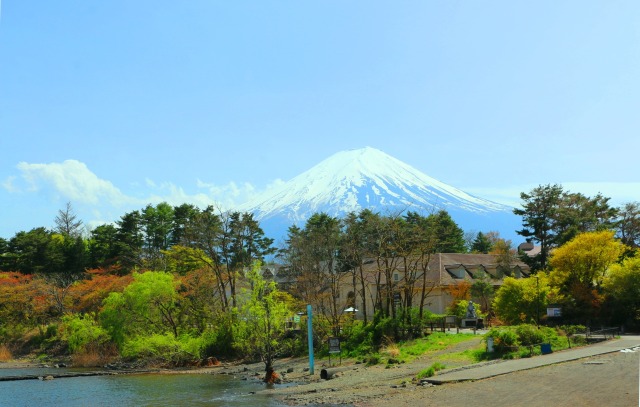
[236, 147, 520, 242]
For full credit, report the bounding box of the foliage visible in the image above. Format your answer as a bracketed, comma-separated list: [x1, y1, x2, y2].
[447, 281, 472, 303]
[471, 272, 495, 312]
[514, 184, 618, 271]
[471, 232, 493, 253]
[549, 231, 626, 321]
[100, 271, 184, 347]
[514, 324, 546, 346]
[341, 321, 375, 356]
[484, 324, 580, 357]
[492, 274, 555, 325]
[617, 202, 640, 249]
[447, 299, 485, 321]
[602, 254, 640, 328]
[67, 270, 132, 314]
[0, 273, 56, 341]
[549, 231, 626, 289]
[58, 313, 110, 353]
[235, 263, 292, 380]
[121, 333, 202, 365]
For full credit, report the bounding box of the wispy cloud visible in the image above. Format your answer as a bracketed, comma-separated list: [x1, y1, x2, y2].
[4, 160, 283, 214]
[11, 160, 134, 206]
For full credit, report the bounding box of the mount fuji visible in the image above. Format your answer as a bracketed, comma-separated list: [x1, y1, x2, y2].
[237, 147, 522, 243]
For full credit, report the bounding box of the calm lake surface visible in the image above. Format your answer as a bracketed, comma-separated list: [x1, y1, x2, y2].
[0, 368, 289, 407]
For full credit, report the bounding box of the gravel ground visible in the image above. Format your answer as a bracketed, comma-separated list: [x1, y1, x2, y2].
[250, 339, 640, 407]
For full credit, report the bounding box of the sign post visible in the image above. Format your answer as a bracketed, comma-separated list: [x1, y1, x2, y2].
[307, 304, 314, 375]
[328, 337, 341, 366]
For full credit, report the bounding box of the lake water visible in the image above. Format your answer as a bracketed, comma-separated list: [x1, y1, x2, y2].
[0, 368, 289, 407]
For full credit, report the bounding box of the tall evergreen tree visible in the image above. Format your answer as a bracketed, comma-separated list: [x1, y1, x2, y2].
[515, 184, 619, 271]
[471, 232, 493, 253]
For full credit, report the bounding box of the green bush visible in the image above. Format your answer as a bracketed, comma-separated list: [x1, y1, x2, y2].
[121, 333, 202, 364]
[342, 321, 374, 357]
[485, 327, 519, 352]
[199, 320, 236, 357]
[515, 324, 546, 346]
[59, 314, 109, 353]
[485, 324, 585, 357]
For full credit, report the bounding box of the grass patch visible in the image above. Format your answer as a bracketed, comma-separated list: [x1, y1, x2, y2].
[416, 362, 446, 379]
[0, 344, 12, 361]
[396, 332, 476, 363]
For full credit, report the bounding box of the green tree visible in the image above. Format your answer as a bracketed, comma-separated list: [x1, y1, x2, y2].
[471, 271, 494, 313]
[0, 238, 9, 271]
[492, 274, 554, 325]
[171, 203, 198, 246]
[101, 271, 184, 346]
[88, 224, 120, 269]
[115, 210, 144, 272]
[237, 263, 292, 382]
[554, 192, 618, 245]
[515, 185, 619, 272]
[549, 231, 625, 290]
[471, 232, 493, 253]
[491, 239, 518, 277]
[141, 203, 175, 268]
[300, 212, 343, 335]
[549, 231, 626, 321]
[431, 210, 466, 253]
[602, 255, 640, 329]
[182, 206, 231, 310]
[514, 184, 564, 271]
[617, 202, 640, 249]
[6, 228, 65, 274]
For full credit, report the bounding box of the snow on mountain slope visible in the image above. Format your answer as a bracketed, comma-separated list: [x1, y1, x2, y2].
[237, 147, 512, 225]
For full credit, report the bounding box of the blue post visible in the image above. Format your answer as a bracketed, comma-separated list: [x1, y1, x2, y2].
[307, 304, 314, 375]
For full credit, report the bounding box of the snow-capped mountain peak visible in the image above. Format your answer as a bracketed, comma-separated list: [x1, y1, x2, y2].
[237, 147, 511, 225]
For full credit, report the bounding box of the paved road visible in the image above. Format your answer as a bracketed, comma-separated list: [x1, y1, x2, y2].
[427, 334, 640, 384]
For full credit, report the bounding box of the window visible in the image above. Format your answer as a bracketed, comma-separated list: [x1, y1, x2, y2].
[448, 267, 465, 279]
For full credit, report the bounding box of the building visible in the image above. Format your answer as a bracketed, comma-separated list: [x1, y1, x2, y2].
[337, 253, 530, 319]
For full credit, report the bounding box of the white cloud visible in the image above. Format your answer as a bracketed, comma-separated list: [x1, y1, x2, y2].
[1, 176, 18, 193]
[8, 159, 289, 213]
[14, 160, 134, 206]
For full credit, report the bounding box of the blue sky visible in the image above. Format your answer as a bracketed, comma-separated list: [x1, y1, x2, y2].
[1, 1, 639, 238]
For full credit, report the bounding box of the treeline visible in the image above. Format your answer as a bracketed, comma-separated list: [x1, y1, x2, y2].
[514, 184, 640, 270]
[1, 203, 274, 288]
[0, 185, 639, 369]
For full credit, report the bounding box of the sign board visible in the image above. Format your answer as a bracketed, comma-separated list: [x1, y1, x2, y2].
[293, 315, 301, 323]
[328, 337, 341, 354]
[547, 307, 562, 317]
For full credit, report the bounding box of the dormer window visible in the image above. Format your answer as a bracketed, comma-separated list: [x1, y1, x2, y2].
[448, 266, 466, 279]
